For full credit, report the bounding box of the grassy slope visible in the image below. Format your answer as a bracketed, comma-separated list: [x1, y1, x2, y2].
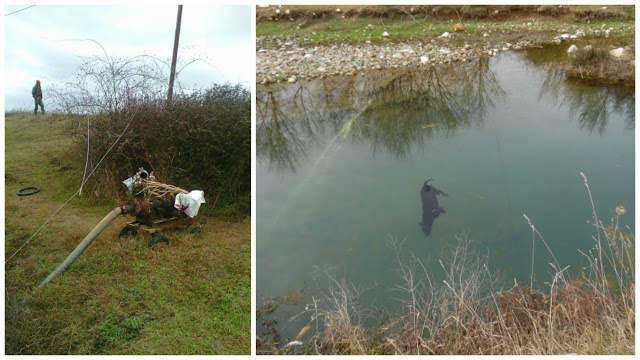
[5, 114, 250, 354]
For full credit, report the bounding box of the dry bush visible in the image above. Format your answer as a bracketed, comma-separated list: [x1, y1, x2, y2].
[537, 5, 571, 17]
[571, 47, 612, 67]
[381, 233, 503, 355]
[71, 85, 251, 218]
[574, 8, 631, 22]
[567, 47, 635, 86]
[311, 269, 374, 355]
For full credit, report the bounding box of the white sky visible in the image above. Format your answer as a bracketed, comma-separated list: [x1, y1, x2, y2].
[3, 4, 251, 111]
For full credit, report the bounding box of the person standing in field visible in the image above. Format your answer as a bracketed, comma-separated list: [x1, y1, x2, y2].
[32, 80, 45, 115]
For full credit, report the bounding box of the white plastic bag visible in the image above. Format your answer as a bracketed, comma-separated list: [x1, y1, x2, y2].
[174, 190, 206, 218]
[122, 176, 137, 194]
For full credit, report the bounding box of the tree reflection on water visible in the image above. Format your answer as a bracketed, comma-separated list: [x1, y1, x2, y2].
[538, 68, 635, 135]
[360, 55, 505, 157]
[522, 47, 635, 136]
[257, 55, 506, 171]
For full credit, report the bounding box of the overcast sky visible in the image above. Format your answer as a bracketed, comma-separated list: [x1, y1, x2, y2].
[3, 4, 252, 111]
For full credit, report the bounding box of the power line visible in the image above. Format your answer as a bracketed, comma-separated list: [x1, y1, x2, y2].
[5, 5, 36, 17]
[52, 38, 110, 62]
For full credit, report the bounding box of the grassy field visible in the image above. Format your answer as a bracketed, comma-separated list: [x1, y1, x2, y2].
[257, 5, 635, 44]
[5, 113, 251, 354]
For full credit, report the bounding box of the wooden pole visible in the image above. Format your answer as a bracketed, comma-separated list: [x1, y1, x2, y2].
[167, 5, 183, 103]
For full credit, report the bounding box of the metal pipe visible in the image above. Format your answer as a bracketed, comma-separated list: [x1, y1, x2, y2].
[37, 207, 123, 288]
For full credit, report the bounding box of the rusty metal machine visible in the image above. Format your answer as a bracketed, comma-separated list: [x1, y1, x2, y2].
[119, 168, 200, 247]
[38, 168, 204, 288]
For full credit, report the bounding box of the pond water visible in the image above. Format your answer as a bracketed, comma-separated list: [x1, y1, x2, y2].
[256, 51, 634, 338]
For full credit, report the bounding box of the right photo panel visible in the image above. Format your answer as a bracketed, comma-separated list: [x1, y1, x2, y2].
[255, 5, 635, 355]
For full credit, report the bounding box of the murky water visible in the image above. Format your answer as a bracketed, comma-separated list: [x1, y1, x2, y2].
[256, 51, 634, 338]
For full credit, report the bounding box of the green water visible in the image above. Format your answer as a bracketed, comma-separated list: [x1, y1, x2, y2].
[256, 52, 634, 338]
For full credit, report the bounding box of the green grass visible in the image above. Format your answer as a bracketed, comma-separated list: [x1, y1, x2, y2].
[260, 17, 634, 43]
[258, 17, 488, 43]
[5, 113, 251, 354]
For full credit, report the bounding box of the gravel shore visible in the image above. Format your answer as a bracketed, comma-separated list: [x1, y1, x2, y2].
[256, 24, 632, 84]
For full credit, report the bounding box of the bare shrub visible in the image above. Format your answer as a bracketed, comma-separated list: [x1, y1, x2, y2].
[49, 54, 172, 116]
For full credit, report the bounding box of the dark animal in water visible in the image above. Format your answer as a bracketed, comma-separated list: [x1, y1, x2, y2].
[420, 179, 449, 237]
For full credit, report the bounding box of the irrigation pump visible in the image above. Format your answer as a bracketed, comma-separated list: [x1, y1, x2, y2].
[37, 168, 205, 288]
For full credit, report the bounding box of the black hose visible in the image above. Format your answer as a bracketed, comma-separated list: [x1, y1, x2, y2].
[17, 187, 41, 196]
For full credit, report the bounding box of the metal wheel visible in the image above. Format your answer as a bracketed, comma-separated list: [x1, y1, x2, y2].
[119, 226, 138, 239]
[149, 234, 170, 248]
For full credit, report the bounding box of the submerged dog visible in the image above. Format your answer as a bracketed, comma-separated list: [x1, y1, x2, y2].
[420, 179, 449, 237]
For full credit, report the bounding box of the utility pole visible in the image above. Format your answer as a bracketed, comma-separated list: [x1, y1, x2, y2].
[167, 4, 183, 103]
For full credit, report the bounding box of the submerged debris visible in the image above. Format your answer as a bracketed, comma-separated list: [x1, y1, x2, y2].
[284, 340, 303, 348]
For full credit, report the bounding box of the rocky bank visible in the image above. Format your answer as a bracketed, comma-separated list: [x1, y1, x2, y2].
[257, 23, 634, 84]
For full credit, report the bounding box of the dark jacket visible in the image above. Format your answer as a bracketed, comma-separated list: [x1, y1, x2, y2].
[32, 84, 42, 98]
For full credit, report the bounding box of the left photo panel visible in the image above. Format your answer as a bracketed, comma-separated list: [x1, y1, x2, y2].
[4, 5, 251, 354]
